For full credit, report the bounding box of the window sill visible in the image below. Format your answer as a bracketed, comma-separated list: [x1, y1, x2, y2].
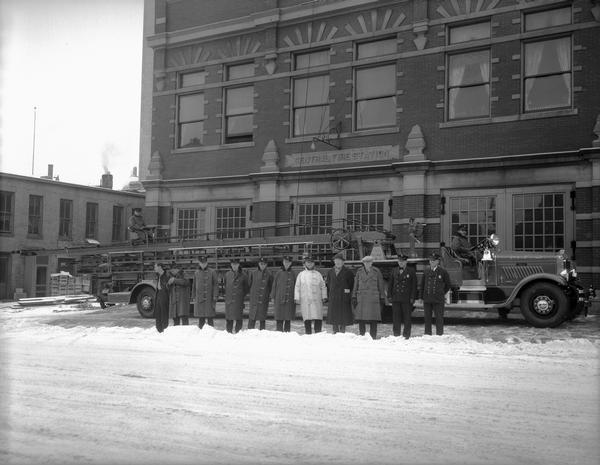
[439, 108, 578, 128]
[285, 126, 400, 144]
[172, 141, 255, 154]
[0, 231, 14, 236]
[27, 234, 43, 240]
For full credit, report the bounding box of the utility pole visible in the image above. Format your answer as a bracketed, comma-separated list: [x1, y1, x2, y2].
[31, 106, 37, 176]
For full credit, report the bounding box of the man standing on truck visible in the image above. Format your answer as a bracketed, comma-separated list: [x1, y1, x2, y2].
[248, 257, 273, 330]
[128, 208, 153, 245]
[224, 257, 249, 334]
[193, 255, 219, 329]
[451, 224, 477, 265]
[421, 252, 451, 336]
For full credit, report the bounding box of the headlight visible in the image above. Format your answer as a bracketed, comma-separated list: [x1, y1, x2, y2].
[490, 234, 500, 246]
[571, 269, 577, 278]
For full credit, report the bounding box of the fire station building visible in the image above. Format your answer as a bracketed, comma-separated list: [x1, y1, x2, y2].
[139, 0, 600, 288]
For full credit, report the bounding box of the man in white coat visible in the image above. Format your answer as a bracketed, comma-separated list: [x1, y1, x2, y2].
[294, 254, 327, 334]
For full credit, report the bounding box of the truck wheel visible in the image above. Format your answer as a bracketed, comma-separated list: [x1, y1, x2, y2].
[136, 287, 156, 318]
[520, 283, 568, 328]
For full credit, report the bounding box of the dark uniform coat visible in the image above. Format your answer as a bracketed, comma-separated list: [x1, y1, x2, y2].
[154, 273, 170, 332]
[388, 266, 418, 303]
[325, 266, 355, 326]
[224, 269, 249, 320]
[248, 268, 273, 320]
[421, 266, 451, 303]
[451, 235, 475, 262]
[168, 270, 191, 318]
[352, 266, 385, 321]
[193, 267, 219, 317]
[270, 267, 297, 321]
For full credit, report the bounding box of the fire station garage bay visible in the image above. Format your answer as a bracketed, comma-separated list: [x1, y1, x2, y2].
[139, 0, 600, 290]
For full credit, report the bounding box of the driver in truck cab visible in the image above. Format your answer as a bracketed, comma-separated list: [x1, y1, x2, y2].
[451, 224, 477, 265]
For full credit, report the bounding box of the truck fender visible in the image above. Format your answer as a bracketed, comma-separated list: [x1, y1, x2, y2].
[128, 280, 157, 304]
[504, 273, 568, 306]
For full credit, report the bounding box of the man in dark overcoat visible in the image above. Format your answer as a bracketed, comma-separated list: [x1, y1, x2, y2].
[248, 257, 273, 330]
[224, 257, 249, 334]
[352, 255, 385, 339]
[325, 252, 354, 334]
[270, 255, 296, 332]
[193, 255, 219, 328]
[420, 251, 451, 336]
[168, 267, 191, 325]
[451, 224, 477, 265]
[388, 254, 417, 339]
[154, 262, 170, 333]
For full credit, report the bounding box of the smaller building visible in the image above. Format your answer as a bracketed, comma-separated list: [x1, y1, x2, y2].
[0, 170, 145, 299]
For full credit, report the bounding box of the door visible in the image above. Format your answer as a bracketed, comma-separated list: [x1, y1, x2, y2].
[0, 254, 9, 299]
[36, 266, 48, 297]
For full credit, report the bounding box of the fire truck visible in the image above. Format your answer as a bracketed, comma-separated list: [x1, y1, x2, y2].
[26, 222, 594, 328]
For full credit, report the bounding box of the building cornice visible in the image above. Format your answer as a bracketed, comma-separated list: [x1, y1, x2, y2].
[141, 148, 599, 189]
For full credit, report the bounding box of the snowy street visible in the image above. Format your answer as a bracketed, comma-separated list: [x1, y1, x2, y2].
[1, 304, 598, 465]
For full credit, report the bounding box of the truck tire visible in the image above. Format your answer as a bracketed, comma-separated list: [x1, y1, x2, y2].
[136, 287, 156, 318]
[520, 282, 569, 328]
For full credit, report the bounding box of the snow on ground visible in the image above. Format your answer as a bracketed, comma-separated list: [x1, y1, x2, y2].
[0, 305, 598, 465]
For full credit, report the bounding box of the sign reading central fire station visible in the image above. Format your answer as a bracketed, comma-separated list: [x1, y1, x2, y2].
[285, 145, 400, 168]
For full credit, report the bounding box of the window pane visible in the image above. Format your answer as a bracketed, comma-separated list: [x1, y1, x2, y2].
[227, 114, 253, 136]
[357, 38, 397, 59]
[179, 122, 204, 147]
[294, 106, 329, 136]
[525, 7, 571, 31]
[296, 50, 329, 69]
[449, 22, 490, 44]
[180, 71, 206, 87]
[356, 97, 396, 129]
[524, 38, 571, 76]
[524, 75, 570, 111]
[449, 85, 490, 119]
[228, 63, 254, 80]
[226, 86, 253, 115]
[294, 76, 329, 107]
[298, 203, 332, 235]
[449, 50, 490, 86]
[356, 65, 395, 99]
[179, 93, 204, 122]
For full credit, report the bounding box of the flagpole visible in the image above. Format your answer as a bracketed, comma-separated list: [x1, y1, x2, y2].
[32, 106, 37, 176]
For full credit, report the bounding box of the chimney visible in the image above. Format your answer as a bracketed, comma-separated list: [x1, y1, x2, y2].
[47, 164, 53, 178]
[101, 172, 113, 189]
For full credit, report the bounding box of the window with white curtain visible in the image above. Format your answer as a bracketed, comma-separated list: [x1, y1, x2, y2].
[446, 22, 490, 120]
[447, 50, 490, 119]
[523, 8, 572, 112]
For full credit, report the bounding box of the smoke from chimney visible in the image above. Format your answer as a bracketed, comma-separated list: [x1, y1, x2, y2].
[101, 143, 119, 174]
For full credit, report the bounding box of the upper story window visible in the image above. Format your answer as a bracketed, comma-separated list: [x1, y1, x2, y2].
[293, 50, 330, 137]
[357, 38, 396, 59]
[0, 191, 14, 234]
[447, 22, 491, 120]
[112, 205, 124, 242]
[448, 21, 490, 44]
[85, 202, 99, 239]
[523, 8, 572, 112]
[524, 6, 571, 31]
[177, 208, 200, 240]
[355, 64, 396, 130]
[59, 199, 73, 239]
[28, 195, 43, 236]
[177, 93, 205, 148]
[227, 62, 254, 80]
[298, 203, 333, 235]
[180, 71, 206, 87]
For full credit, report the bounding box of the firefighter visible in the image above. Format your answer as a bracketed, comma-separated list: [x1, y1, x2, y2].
[352, 255, 385, 339]
[294, 254, 327, 334]
[270, 255, 296, 332]
[128, 208, 153, 245]
[420, 251, 451, 336]
[168, 266, 191, 325]
[325, 252, 354, 334]
[248, 257, 273, 330]
[193, 255, 219, 329]
[388, 254, 417, 339]
[451, 224, 477, 265]
[154, 262, 170, 333]
[224, 257, 249, 334]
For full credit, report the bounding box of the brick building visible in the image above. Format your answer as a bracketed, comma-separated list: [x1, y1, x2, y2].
[140, 0, 600, 288]
[0, 170, 144, 299]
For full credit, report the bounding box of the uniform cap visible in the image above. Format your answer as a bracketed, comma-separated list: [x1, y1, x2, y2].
[361, 255, 374, 263]
[302, 254, 314, 262]
[229, 257, 241, 263]
[258, 257, 267, 264]
[457, 224, 467, 231]
[429, 251, 442, 261]
[198, 255, 208, 262]
[397, 254, 409, 261]
[282, 255, 293, 262]
[333, 253, 345, 261]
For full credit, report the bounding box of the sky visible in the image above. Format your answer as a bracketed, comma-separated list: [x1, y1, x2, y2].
[0, 0, 144, 190]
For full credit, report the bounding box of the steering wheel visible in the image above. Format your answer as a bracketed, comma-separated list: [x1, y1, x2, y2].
[330, 228, 352, 251]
